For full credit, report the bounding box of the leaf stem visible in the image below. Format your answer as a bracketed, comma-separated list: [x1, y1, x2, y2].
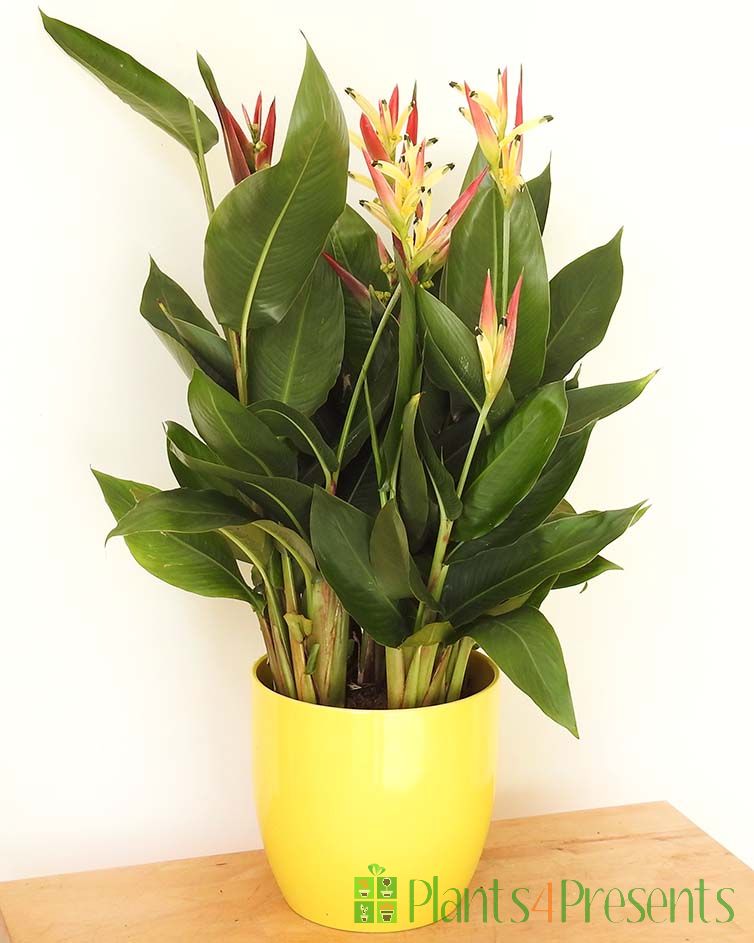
[501, 204, 511, 312]
[335, 284, 402, 471]
[446, 636, 474, 701]
[385, 646, 405, 709]
[188, 98, 215, 217]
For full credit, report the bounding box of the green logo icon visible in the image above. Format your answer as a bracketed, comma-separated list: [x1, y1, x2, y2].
[354, 864, 398, 924]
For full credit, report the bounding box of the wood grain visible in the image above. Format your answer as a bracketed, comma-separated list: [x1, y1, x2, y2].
[1, 802, 752, 941]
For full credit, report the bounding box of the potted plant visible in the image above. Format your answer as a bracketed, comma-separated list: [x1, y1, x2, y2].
[42, 10, 653, 933]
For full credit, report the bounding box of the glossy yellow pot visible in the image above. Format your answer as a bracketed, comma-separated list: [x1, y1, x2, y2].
[251, 651, 500, 932]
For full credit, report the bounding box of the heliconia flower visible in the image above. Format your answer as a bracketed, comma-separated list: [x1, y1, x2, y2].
[453, 67, 552, 205]
[476, 270, 523, 400]
[346, 85, 419, 161]
[323, 253, 371, 307]
[197, 53, 276, 183]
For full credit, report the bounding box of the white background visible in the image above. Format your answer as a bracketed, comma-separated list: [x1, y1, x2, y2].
[2, 0, 753, 881]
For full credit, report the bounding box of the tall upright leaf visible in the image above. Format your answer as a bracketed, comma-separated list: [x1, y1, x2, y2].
[542, 230, 624, 383]
[247, 258, 344, 415]
[527, 162, 552, 232]
[310, 489, 407, 646]
[204, 42, 348, 332]
[41, 12, 217, 156]
[455, 382, 568, 541]
[140, 258, 233, 386]
[398, 395, 430, 547]
[382, 271, 418, 475]
[444, 181, 550, 397]
[188, 372, 296, 477]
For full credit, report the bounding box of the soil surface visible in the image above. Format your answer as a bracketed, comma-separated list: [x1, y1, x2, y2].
[345, 683, 388, 710]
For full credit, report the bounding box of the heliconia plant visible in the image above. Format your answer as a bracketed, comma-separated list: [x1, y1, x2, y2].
[42, 11, 654, 732]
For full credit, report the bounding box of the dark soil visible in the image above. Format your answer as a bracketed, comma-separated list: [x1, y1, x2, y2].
[346, 683, 388, 710]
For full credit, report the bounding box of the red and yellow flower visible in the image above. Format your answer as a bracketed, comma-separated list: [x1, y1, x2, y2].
[476, 270, 523, 399]
[453, 68, 551, 205]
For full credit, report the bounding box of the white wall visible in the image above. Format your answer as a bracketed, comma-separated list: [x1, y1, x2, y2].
[2, 0, 752, 881]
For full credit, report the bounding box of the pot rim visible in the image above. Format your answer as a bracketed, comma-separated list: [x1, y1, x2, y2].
[251, 649, 499, 716]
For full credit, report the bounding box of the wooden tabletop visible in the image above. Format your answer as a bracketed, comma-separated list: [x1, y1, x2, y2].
[1, 802, 752, 941]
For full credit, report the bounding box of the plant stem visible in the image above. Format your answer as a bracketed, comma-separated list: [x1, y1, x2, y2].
[402, 648, 422, 708]
[188, 98, 215, 218]
[501, 204, 511, 313]
[446, 636, 474, 702]
[385, 646, 405, 709]
[364, 379, 387, 507]
[281, 553, 317, 703]
[309, 580, 348, 706]
[422, 646, 452, 706]
[335, 285, 402, 471]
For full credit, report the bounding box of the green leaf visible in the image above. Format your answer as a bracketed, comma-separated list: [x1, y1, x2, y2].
[140, 258, 233, 386]
[444, 503, 647, 626]
[416, 288, 485, 411]
[527, 161, 552, 232]
[246, 520, 317, 576]
[469, 607, 578, 736]
[542, 230, 624, 383]
[92, 470, 256, 605]
[398, 395, 430, 548]
[203, 41, 347, 332]
[553, 555, 622, 589]
[382, 270, 418, 476]
[310, 488, 407, 646]
[369, 500, 436, 607]
[41, 12, 217, 156]
[164, 421, 236, 495]
[247, 258, 344, 415]
[563, 372, 657, 436]
[249, 400, 337, 484]
[402, 621, 454, 647]
[454, 422, 594, 557]
[188, 371, 296, 477]
[107, 488, 253, 540]
[444, 182, 549, 397]
[416, 414, 463, 521]
[455, 382, 568, 541]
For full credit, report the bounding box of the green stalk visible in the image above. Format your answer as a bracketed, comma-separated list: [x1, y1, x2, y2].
[188, 98, 215, 217]
[309, 580, 348, 706]
[221, 529, 296, 698]
[402, 648, 422, 708]
[446, 636, 474, 702]
[335, 285, 402, 470]
[188, 98, 245, 402]
[385, 646, 405, 709]
[281, 553, 317, 704]
[364, 379, 387, 507]
[422, 646, 452, 706]
[501, 205, 511, 314]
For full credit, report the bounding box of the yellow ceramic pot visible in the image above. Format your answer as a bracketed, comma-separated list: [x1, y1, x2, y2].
[251, 651, 500, 932]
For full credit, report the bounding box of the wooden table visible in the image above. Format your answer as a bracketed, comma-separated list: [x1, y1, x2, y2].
[1, 802, 752, 941]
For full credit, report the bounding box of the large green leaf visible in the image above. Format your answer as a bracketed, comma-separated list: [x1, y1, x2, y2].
[107, 488, 253, 540]
[188, 371, 296, 477]
[140, 258, 233, 386]
[382, 271, 418, 476]
[247, 258, 344, 415]
[164, 421, 237, 495]
[368, 500, 435, 607]
[443, 503, 646, 625]
[41, 12, 217, 156]
[398, 395, 430, 548]
[527, 162, 552, 233]
[249, 400, 337, 484]
[542, 230, 624, 383]
[416, 288, 485, 411]
[454, 421, 594, 557]
[469, 607, 578, 736]
[443, 181, 550, 397]
[554, 555, 622, 589]
[416, 414, 463, 521]
[166, 432, 312, 535]
[563, 372, 657, 436]
[203, 42, 347, 332]
[455, 382, 568, 541]
[310, 488, 407, 646]
[92, 470, 256, 605]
